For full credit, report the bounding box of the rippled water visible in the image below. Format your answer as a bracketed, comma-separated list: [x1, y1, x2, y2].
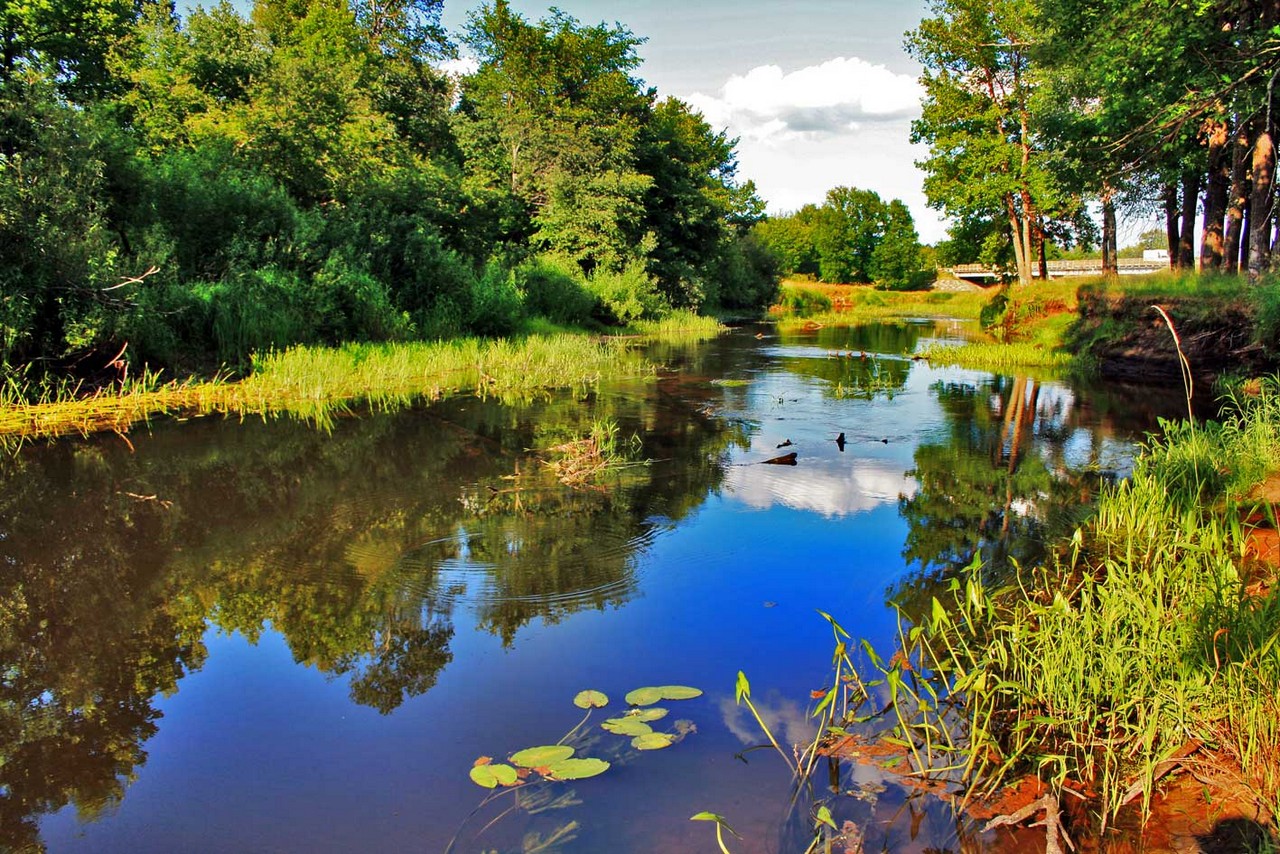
[0, 321, 1189, 852]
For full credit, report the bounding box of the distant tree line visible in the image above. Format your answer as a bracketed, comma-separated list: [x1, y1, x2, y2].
[909, 0, 1280, 284]
[0, 0, 778, 374]
[752, 186, 932, 289]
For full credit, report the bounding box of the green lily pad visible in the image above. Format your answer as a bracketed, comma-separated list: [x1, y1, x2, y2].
[469, 763, 519, 788]
[511, 745, 575, 768]
[625, 685, 702, 705]
[545, 757, 610, 780]
[602, 717, 653, 736]
[627, 707, 668, 722]
[631, 732, 675, 750]
[573, 690, 609, 709]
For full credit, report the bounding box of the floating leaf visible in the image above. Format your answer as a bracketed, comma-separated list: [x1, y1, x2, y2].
[602, 717, 653, 736]
[511, 745, 575, 768]
[626, 685, 703, 706]
[625, 686, 664, 706]
[470, 763, 519, 788]
[573, 690, 609, 709]
[473, 756, 492, 767]
[626, 707, 668, 722]
[545, 757, 610, 781]
[632, 732, 675, 750]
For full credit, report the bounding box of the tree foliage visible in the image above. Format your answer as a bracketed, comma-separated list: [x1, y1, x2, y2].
[0, 0, 777, 373]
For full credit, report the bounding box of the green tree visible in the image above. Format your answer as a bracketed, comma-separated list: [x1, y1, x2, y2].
[813, 186, 888, 284]
[907, 0, 1056, 285]
[870, 199, 924, 289]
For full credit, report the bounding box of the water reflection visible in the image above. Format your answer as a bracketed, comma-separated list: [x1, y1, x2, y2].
[0, 380, 746, 851]
[0, 323, 1196, 853]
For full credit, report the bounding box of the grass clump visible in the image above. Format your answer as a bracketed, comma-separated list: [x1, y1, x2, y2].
[840, 380, 1280, 832]
[0, 334, 657, 443]
[915, 341, 1073, 372]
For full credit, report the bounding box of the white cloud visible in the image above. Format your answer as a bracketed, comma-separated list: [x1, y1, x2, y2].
[687, 58, 923, 140]
[682, 58, 949, 244]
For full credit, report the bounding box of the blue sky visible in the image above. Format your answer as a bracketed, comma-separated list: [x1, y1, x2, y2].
[441, 0, 947, 241]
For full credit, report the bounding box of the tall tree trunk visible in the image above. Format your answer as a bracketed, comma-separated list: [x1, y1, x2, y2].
[1180, 171, 1200, 270]
[1200, 119, 1230, 270]
[1101, 184, 1118, 276]
[1163, 182, 1181, 269]
[1242, 199, 1252, 269]
[1249, 127, 1275, 281]
[1005, 194, 1031, 285]
[1224, 120, 1250, 274]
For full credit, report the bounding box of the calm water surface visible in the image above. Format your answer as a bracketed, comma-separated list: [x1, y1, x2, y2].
[1, 322, 1186, 853]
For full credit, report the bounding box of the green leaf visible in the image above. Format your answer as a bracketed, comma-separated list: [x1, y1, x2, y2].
[625, 686, 663, 706]
[602, 717, 653, 736]
[655, 685, 702, 700]
[627, 707, 668, 722]
[691, 811, 725, 822]
[545, 757, 610, 780]
[573, 689, 609, 709]
[511, 745, 575, 768]
[632, 732, 676, 750]
[469, 763, 519, 788]
[815, 805, 837, 830]
[626, 685, 703, 706]
[735, 671, 750, 703]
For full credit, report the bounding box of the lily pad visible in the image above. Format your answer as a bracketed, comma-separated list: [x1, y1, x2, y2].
[631, 732, 676, 751]
[602, 717, 653, 736]
[626, 707, 668, 722]
[469, 763, 519, 788]
[510, 745, 575, 768]
[573, 689, 609, 709]
[545, 757, 610, 781]
[625, 685, 703, 705]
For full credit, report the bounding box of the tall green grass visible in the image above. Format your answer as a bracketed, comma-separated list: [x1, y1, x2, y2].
[0, 333, 666, 442]
[843, 380, 1280, 829]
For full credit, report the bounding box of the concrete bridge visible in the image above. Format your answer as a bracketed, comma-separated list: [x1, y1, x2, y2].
[950, 257, 1168, 283]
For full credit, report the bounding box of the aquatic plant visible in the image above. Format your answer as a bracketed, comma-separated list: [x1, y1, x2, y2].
[836, 379, 1280, 834]
[0, 334, 655, 444]
[915, 341, 1073, 371]
[450, 684, 703, 852]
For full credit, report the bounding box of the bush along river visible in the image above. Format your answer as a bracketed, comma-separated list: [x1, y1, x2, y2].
[0, 321, 1193, 853]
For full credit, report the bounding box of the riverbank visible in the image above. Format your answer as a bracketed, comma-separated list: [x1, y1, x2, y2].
[876, 378, 1280, 847]
[770, 274, 1280, 381]
[0, 313, 723, 444]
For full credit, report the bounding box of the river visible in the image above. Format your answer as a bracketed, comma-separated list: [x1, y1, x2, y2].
[0, 320, 1187, 852]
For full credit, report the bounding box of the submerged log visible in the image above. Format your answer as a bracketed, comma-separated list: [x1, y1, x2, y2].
[761, 452, 798, 465]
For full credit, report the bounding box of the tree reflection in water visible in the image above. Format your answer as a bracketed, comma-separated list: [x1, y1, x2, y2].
[0, 378, 746, 850]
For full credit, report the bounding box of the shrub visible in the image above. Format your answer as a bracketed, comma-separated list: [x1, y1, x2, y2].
[514, 255, 597, 327]
[587, 260, 667, 324]
[778, 285, 833, 317]
[468, 259, 525, 337]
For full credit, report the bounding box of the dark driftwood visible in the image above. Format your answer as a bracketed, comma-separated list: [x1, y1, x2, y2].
[761, 452, 798, 466]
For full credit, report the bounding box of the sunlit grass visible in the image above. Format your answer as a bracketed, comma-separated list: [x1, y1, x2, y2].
[852, 378, 1280, 827]
[916, 341, 1073, 371]
[0, 333, 663, 443]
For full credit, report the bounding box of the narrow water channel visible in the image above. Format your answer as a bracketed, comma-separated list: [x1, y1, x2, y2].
[1, 321, 1188, 853]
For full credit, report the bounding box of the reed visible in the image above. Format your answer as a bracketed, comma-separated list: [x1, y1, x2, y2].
[915, 341, 1073, 372]
[856, 379, 1280, 828]
[0, 334, 657, 443]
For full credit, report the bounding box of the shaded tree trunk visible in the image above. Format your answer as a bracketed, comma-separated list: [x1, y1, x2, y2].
[1249, 127, 1275, 281]
[1180, 171, 1200, 270]
[1242, 199, 1252, 269]
[1163, 182, 1180, 269]
[1101, 185, 1118, 276]
[1200, 119, 1230, 270]
[1224, 121, 1250, 274]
